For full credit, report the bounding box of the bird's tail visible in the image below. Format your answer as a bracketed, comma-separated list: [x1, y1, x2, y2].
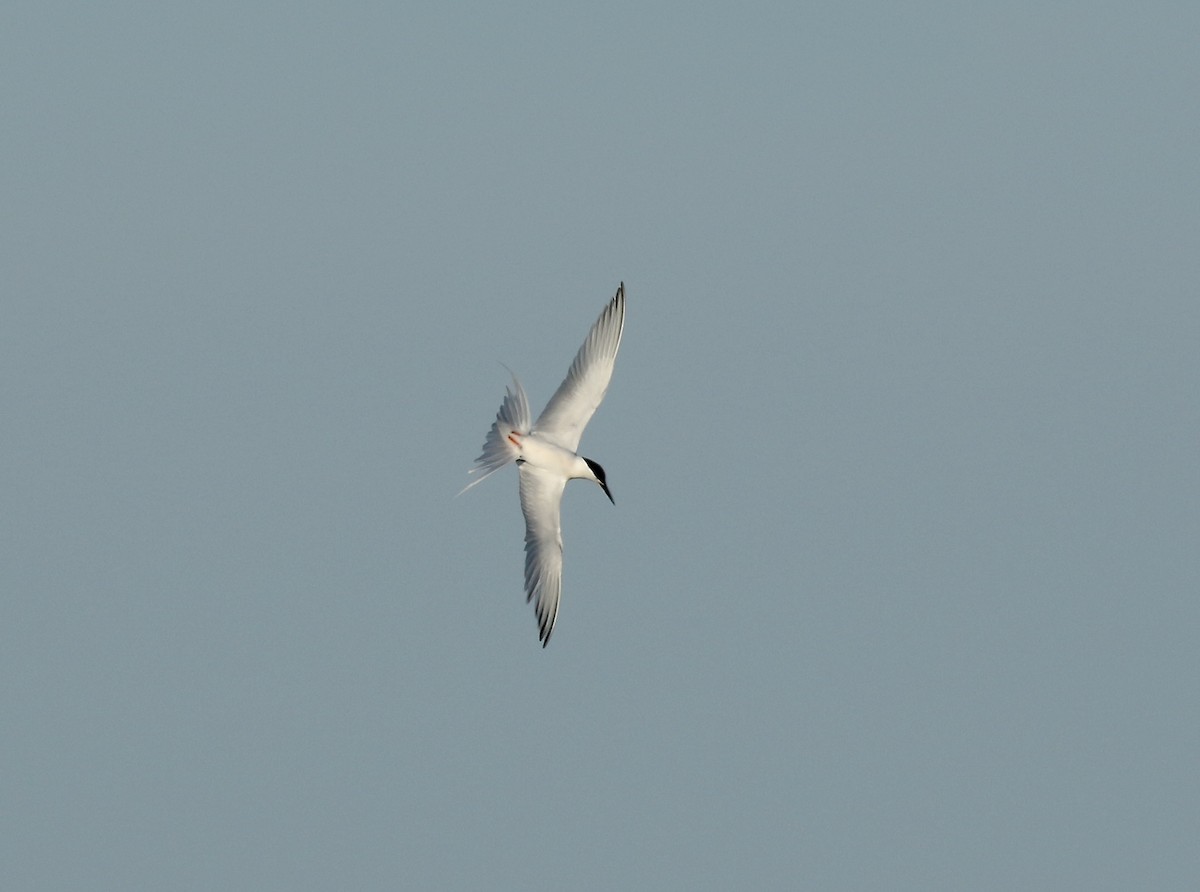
[458, 370, 531, 496]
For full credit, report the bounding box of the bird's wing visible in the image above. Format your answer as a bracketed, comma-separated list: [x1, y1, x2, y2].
[519, 463, 568, 646]
[533, 283, 625, 452]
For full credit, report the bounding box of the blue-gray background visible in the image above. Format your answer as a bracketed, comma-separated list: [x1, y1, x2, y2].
[3, 3, 1197, 889]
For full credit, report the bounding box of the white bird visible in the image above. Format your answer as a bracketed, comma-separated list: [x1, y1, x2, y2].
[461, 283, 626, 646]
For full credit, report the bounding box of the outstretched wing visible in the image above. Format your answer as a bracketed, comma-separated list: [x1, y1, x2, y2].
[518, 463, 567, 646]
[533, 283, 625, 452]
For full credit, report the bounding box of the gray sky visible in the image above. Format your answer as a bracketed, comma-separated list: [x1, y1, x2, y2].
[3, 3, 1198, 889]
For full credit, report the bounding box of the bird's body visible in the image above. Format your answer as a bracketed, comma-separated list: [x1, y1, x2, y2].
[511, 432, 596, 483]
[461, 284, 626, 646]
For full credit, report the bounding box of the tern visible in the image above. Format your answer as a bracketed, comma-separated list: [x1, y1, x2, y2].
[461, 283, 626, 646]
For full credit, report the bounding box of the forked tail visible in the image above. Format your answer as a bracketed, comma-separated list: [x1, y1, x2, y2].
[458, 371, 531, 496]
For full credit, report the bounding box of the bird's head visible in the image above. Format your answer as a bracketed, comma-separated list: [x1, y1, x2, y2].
[583, 457, 614, 504]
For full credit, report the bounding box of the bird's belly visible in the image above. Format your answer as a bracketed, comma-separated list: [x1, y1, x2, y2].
[519, 434, 588, 478]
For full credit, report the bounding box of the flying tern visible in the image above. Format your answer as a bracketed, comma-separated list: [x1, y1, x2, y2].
[461, 283, 626, 646]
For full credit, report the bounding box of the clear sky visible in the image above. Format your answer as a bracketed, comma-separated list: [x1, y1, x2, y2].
[3, 3, 1197, 889]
